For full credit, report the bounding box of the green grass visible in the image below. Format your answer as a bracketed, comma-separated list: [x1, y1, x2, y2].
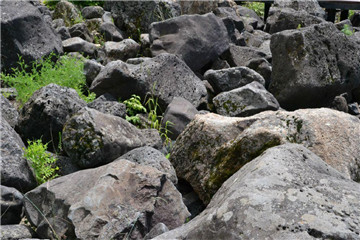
[1, 53, 95, 107]
[243, 2, 265, 18]
[43, 0, 104, 10]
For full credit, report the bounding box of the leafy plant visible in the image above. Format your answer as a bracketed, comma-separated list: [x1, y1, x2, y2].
[123, 94, 147, 125]
[1, 53, 95, 107]
[341, 24, 354, 36]
[243, 2, 265, 18]
[24, 139, 59, 184]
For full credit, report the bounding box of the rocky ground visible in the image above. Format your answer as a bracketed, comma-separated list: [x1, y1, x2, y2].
[1, 0, 360, 239]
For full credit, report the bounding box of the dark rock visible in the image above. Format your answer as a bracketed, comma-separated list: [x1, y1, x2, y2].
[17, 84, 86, 152]
[90, 53, 208, 110]
[348, 102, 360, 115]
[0, 95, 19, 128]
[141, 129, 163, 150]
[221, 17, 245, 46]
[69, 23, 93, 42]
[351, 11, 360, 27]
[56, 26, 71, 40]
[242, 30, 271, 48]
[24, 159, 190, 239]
[270, 22, 360, 110]
[353, 86, 360, 103]
[213, 81, 280, 117]
[246, 58, 272, 89]
[87, 93, 126, 118]
[271, 0, 325, 18]
[99, 22, 124, 42]
[170, 108, 360, 204]
[204, 66, 265, 95]
[155, 144, 360, 240]
[118, 146, 177, 184]
[83, 59, 104, 86]
[331, 95, 348, 113]
[150, 13, 229, 72]
[335, 19, 354, 31]
[1, 117, 37, 193]
[81, 6, 104, 19]
[0, 225, 36, 240]
[144, 223, 169, 240]
[1, 1, 63, 73]
[54, 155, 80, 177]
[210, 57, 231, 70]
[1, 185, 23, 225]
[104, 39, 140, 63]
[177, 1, 218, 15]
[52, 0, 81, 27]
[235, 5, 264, 29]
[222, 44, 270, 67]
[62, 37, 97, 57]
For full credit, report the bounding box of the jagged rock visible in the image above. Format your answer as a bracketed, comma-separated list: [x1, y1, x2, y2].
[99, 22, 124, 42]
[0, 95, 19, 128]
[170, 108, 360, 204]
[213, 7, 245, 44]
[83, 59, 104, 86]
[156, 144, 360, 240]
[1, 117, 37, 193]
[270, 22, 360, 110]
[52, 0, 81, 27]
[210, 58, 231, 70]
[62, 37, 97, 57]
[1, 1, 63, 73]
[176, 0, 219, 15]
[90, 53, 207, 110]
[52, 19, 65, 29]
[242, 30, 271, 48]
[162, 97, 199, 140]
[0, 225, 36, 240]
[17, 84, 86, 152]
[104, 39, 140, 63]
[271, 0, 325, 18]
[56, 26, 71, 40]
[222, 44, 270, 67]
[1, 185, 24, 225]
[213, 81, 279, 117]
[150, 13, 229, 72]
[144, 223, 169, 240]
[24, 159, 190, 239]
[204, 66, 265, 95]
[69, 23, 93, 42]
[246, 58, 272, 88]
[235, 5, 264, 29]
[102, 11, 113, 23]
[62, 108, 160, 168]
[87, 93, 126, 118]
[81, 6, 104, 19]
[118, 146, 177, 184]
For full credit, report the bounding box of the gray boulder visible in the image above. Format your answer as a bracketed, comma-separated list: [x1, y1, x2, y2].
[104, 39, 140, 63]
[90, 53, 207, 110]
[156, 144, 360, 240]
[24, 159, 190, 239]
[162, 97, 199, 140]
[144, 223, 169, 240]
[271, 0, 325, 18]
[1, 185, 24, 225]
[242, 30, 271, 48]
[99, 22, 124, 42]
[0, 225, 36, 240]
[17, 84, 86, 152]
[213, 81, 280, 117]
[331, 95, 348, 113]
[83, 59, 104, 86]
[246, 58, 272, 89]
[54, 155, 80, 177]
[52, 0, 81, 27]
[270, 22, 360, 110]
[62, 37, 97, 57]
[176, 0, 219, 15]
[81, 6, 104, 19]
[204, 66, 265, 95]
[62, 108, 160, 168]
[1, 117, 37, 193]
[150, 13, 229, 72]
[1, 1, 63, 73]
[118, 146, 177, 184]
[56, 26, 71, 40]
[69, 23, 93, 42]
[0, 95, 19, 128]
[222, 44, 270, 67]
[235, 5, 264, 29]
[52, 18, 65, 29]
[87, 93, 126, 118]
[170, 108, 360, 204]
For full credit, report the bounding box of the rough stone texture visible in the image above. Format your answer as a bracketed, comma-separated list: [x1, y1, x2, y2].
[331, 95, 348, 113]
[204, 66, 265, 95]
[176, 0, 219, 15]
[87, 94, 126, 118]
[246, 58, 272, 89]
[83, 59, 104, 86]
[1, 1, 63, 73]
[150, 13, 229, 72]
[1, 117, 37, 193]
[17, 84, 86, 152]
[56, 26, 71, 40]
[69, 23, 93, 42]
[271, 0, 325, 18]
[0, 225, 36, 240]
[81, 6, 104, 19]
[53, 0, 81, 27]
[90, 53, 207, 110]
[104, 39, 140, 63]
[162, 97, 199, 140]
[24, 159, 190, 239]
[156, 144, 360, 240]
[62, 108, 159, 169]
[170, 108, 360, 204]
[0, 95, 19, 128]
[235, 5, 264, 30]
[144, 223, 169, 240]
[1, 185, 24, 225]
[62, 37, 97, 57]
[222, 44, 270, 67]
[213, 81, 280, 117]
[52, 18, 65, 29]
[242, 30, 271, 48]
[105, 0, 180, 38]
[84, 18, 102, 33]
[118, 146, 177, 184]
[99, 22, 124, 42]
[55, 155, 80, 177]
[351, 11, 360, 27]
[270, 22, 360, 110]
[265, 8, 324, 34]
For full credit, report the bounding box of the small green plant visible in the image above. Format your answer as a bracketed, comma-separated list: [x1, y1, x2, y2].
[243, 2, 265, 18]
[123, 94, 147, 125]
[341, 24, 354, 36]
[24, 139, 59, 184]
[349, 10, 355, 20]
[93, 33, 106, 46]
[297, 23, 302, 29]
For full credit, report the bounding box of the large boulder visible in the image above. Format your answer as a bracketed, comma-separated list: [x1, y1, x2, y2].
[222, 44, 270, 67]
[156, 144, 360, 240]
[24, 159, 190, 239]
[104, 39, 140, 63]
[90, 53, 207, 110]
[1, 185, 24, 225]
[213, 81, 280, 117]
[81, 6, 105, 19]
[171, 108, 360, 204]
[0, 95, 19, 128]
[271, 0, 325, 18]
[0, 117, 37, 193]
[53, 0, 81, 27]
[1, 1, 63, 73]
[17, 84, 86, 152]
[62, 37, 97, 57]
[62, 108, 160, 169]
[87, 93, 126, 118]
[150, 13, 229, 72]
[235, 5, 265, 30]
[0, 225, 36, 240]
[176, 0, 220, 15]
[69, 23, 93, 42]
[99, 22, 124, 42]
[270, 22, 360, 110]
